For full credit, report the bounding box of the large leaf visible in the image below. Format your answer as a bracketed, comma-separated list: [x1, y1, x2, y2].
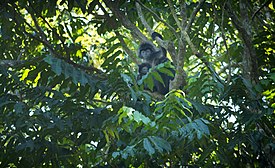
[143, 138, 155, 155]
[149, 136, 171, 153]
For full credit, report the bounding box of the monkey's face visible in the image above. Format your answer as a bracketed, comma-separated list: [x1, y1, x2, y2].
[140, 49, 152, 59]
[140, 67, 149, 75]
[138, 63, 151, 75]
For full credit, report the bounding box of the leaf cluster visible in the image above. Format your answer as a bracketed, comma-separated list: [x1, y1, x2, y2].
[1, 0, 275, 167]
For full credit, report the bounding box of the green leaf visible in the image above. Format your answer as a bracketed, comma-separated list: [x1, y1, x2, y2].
[80, 71, 88, 85]
[194, 119, 210, 136]
[143, 138, 155, 155]
[43, 55, 52, 64]
[51, 58, 62, 75]
[158, 67, 174, 77]
[16, 140, 35, 152]
[112, 152, 120, 158]
[145, 75, 155, 91]
[14, 102, 24, 114]
[72, 68, 80, 84]
[121, 145, 135, 159]
[64, 63, 73, 79]
[269, 73, 275, 82]
[149, 136, 171, 153]
[133, 111, 151, 125]
[102, 43, 120, 59]
[0, 100, 14, 108]
[152, 71, 164, 85]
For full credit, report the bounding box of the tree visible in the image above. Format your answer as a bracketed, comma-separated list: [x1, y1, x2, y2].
[0, 0, 275, 167]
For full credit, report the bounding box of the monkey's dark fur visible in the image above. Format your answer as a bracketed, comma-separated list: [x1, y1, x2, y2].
[137, 63, 152, 80]
[137, 32, 175, 95]
[138, 32, 168, 66]
[137, 63, 155, 91]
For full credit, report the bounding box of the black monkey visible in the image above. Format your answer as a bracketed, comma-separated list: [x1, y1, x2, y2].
[137, 32, 175, 95]
[138, 33, 168, 67]
[137, 62, 152, 80]
[137, 62, 156, 91]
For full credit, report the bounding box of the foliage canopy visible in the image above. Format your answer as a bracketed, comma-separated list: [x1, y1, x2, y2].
[0, 0, 275, 167]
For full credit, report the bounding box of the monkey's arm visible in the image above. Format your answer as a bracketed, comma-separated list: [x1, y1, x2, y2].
[151, 32, 167, 58]
[151, 32, 163, 40]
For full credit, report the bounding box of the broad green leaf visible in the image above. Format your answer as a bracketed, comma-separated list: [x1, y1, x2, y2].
[133, 111, 151, 125]
[158, 67, 175, 77]
[149, 136, 171, 153]
[80, 71, 88, 85]
[152, 71, 164, 85]
[194, 119, 210, 136]
[43, 55, 53, 64]
[52, 58, 62, 75]
[64, 63, 73, 79]
[143, 138, 155, 155]
[145, 75, 155, 91]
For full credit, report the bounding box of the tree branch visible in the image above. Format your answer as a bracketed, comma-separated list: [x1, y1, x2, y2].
[252, 0, 272, 20]
[225, 1, 258, 82]
[115, 31, 141, 65]
[167, 0, 182, 29]
[137, 1, 178, 37]
[185, 0, 206, 32]
[167, 0, 223, 84]
[12, 4, 104, 75]
[103, 0, 148, 42]
[135, 2, 168, 51]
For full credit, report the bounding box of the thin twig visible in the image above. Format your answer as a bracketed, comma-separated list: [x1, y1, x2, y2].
[185, 0, 206, 32]
[135, 2, 165, 49]
[167, 0, 182, 30]
[221, 2, 231, 81]
[137, 1, 178, 37]
[252, 0, 272, 20]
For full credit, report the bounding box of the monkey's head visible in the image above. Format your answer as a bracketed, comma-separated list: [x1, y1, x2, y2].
[138, 42, 156, 60]
[138, 63, 151, 75]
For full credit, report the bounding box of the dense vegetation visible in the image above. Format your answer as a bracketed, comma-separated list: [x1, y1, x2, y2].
[0, 0, 274, 167]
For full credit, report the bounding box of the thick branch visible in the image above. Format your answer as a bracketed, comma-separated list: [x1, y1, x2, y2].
[115, 31, 141, 65]
[137, 1, 178, 38]
[167, 1, 223, 84]
[12, 4, 104, 75]
[103, 0, 148, 42]
[225, 1, 258, 82]
[135, 2, 169, 50]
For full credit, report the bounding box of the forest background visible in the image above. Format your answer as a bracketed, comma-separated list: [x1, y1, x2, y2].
[0, 0, 275, 167]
